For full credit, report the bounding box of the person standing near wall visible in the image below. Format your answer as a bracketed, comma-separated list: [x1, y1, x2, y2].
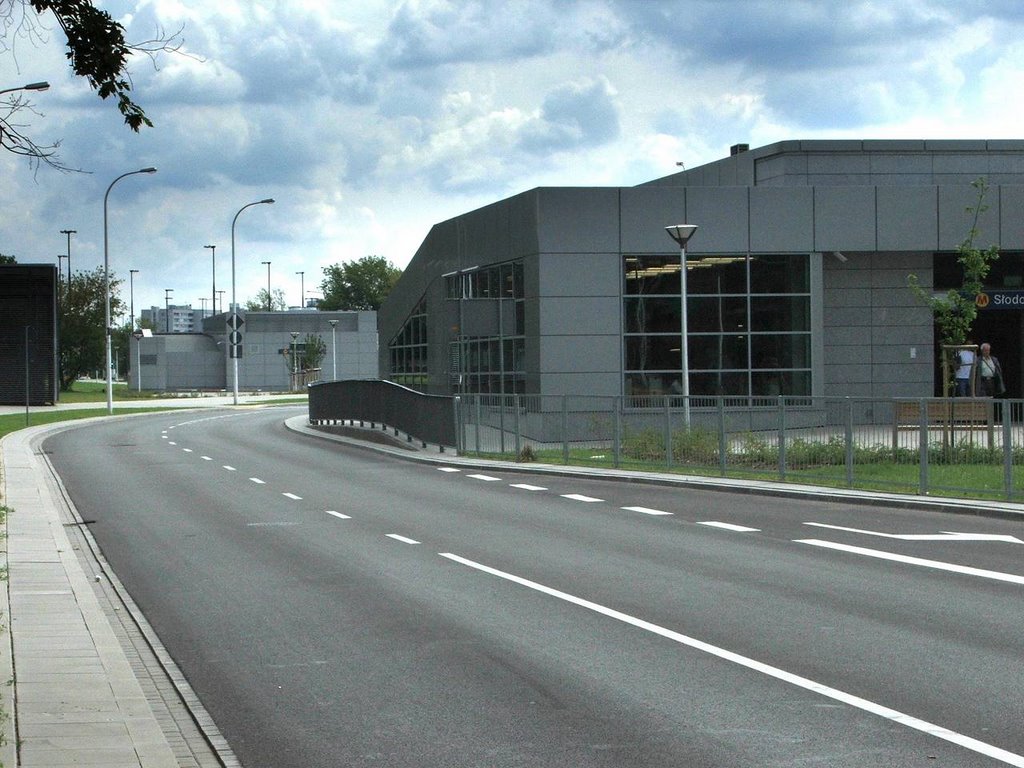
[976, 342, 1005, 397]
[955, 343, 977, 396]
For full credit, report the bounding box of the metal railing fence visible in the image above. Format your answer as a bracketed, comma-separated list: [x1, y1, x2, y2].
[455, 394, 1024, 500]
[308, 379, 458, 449]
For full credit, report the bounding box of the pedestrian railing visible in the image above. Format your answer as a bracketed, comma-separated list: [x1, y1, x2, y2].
[455, 394, 1024, 500]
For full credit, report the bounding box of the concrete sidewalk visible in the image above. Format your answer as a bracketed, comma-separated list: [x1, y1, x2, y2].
[1, 402, 1021, 768]
[1, 417, 240, 767]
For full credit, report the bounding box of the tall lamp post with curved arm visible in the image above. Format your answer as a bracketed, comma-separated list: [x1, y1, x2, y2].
[104, 167, 157, 414]
[665, 224, 698, 428]
[230, 198, 275, 404]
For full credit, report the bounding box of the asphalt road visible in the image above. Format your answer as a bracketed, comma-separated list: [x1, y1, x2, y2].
[44, 407, 1024, 767]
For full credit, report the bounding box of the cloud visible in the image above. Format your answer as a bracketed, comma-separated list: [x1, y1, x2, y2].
[517, 77, 620, 154]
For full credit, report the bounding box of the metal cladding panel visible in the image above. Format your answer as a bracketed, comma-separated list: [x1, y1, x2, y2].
[620, 186, 687, 253]
[938, 184, 999, 250]
[749, 187, 814, 251]
[683, 187, 749, 253]
[813, 187, 877, 251]
[876, 187, 939, 250]
[0, 265, 58, 405]
[536, 188, 620, 253]
[1000, 186, 1024, 248]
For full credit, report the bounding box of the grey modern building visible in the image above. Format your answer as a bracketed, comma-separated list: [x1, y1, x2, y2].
[379, 139, 1024, 402]
[130, 310, 378, 392]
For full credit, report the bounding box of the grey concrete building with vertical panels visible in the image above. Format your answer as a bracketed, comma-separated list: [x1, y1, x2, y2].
[130, 309, 378, 392]
[378, 140, 1024, 402]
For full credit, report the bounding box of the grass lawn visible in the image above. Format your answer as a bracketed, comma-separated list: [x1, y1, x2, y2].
[463, 446, 1024, 502]
[0, 408, 174, 441]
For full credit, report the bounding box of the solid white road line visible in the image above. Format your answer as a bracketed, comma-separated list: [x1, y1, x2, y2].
[511, 484, 548, 491]
[699, 521, 759, 532]
[623, 506, 673, 516]
[439, 552, 1024, 767]
[386, 534, 420, 545]
[325, 511, 351, 520]
[561, 493, 603, 503]
[283, 492, 302, 500]
[797, 539, 1024, 586]
[249, 477, 265, 485]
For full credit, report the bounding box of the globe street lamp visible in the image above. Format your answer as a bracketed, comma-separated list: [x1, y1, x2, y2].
[665, 224, 698, 428]
[231, 199, 275, 404]
[104, 167, 157, 414]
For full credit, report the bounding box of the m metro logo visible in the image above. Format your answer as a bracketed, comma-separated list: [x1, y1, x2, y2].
[976, 292, 990, 308]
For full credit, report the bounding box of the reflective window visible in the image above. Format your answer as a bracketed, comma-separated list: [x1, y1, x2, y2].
[623, 253, 811, 400]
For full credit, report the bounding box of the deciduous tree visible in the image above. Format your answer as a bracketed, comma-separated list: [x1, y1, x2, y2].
[2, 0, 182, 168]
[908, 178, 1000, 386]
[320, 256, 401, 311]
[58, 266, 122, 389]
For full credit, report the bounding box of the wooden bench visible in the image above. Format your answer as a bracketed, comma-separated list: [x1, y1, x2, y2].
[893, 399, 995, 449]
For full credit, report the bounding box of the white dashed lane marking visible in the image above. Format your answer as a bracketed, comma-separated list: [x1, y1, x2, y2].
[510, 483, 548, 491]
[283, 492, 302, 500]
[699, 521, 760, 532]
[250, 477, 266, 485]
[467, 474, 502, 482]
[223, 465, 236, 471]
[386, 534, 420, 545]
[561, 494, 603, 503]
[437, 467, 461, 473]
[325, 511, 351, 520]
[623, 506, 672, 516]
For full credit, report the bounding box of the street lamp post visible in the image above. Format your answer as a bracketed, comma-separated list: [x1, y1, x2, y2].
[204, 244, 217, 315]
[290, 331, 299, 391]
[60, 229, 76, 283]
[665, 224, 699, 428]
[262, 261, 272, 310]
[231, 199, 275, 405]
[57, 253, 66, 281]
[129, 269, 139, 330]
[329, 319, 338, 380]
[296, 271, 304, 308]
[104, 167, 157, 414]
[164, 289, 174, 333]
[0, 81, 49, 97]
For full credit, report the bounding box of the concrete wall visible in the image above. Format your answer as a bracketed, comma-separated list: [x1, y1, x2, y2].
[822, 252, 935, 398]
[132, 310, 378, 392]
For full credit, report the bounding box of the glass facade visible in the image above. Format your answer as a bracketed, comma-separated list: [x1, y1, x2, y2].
[623, 253, 812, 398]
[389, 298, 428, 388]
[445, 261, 526, 394]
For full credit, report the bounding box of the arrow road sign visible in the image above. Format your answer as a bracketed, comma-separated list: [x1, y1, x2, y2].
[804, 522, 1022, 544]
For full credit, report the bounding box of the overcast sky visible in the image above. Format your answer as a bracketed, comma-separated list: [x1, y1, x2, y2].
[4, 0, 1024, 316]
